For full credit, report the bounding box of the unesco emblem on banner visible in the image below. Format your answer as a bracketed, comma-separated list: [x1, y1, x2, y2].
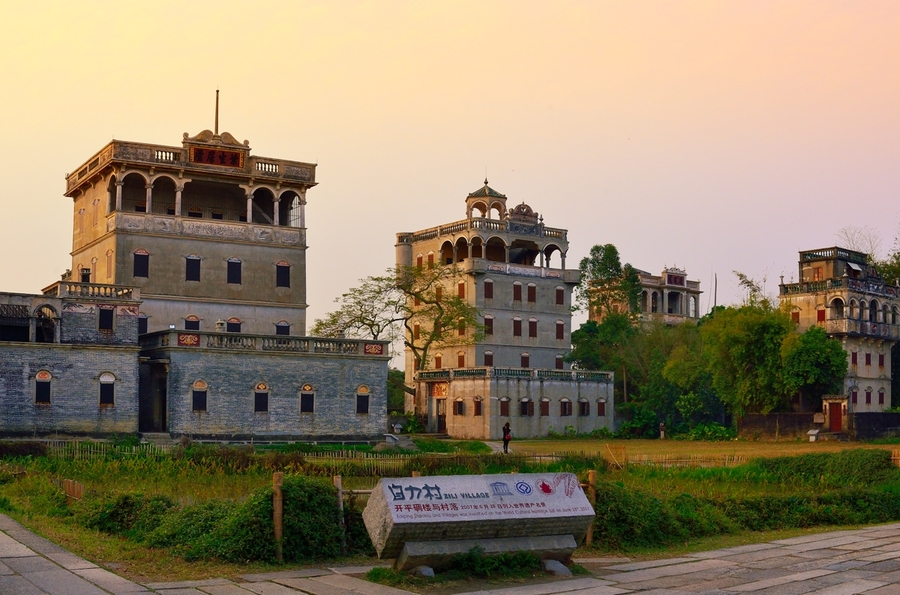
[515, 481, 532, 495]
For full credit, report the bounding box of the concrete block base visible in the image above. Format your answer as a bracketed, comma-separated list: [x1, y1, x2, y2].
[394, 534, 577, 571]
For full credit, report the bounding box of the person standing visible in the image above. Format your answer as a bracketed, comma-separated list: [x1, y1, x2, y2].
[502, 422, 511, 454]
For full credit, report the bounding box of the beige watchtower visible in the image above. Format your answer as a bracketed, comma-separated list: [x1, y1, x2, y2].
[61, 127, 316, 336]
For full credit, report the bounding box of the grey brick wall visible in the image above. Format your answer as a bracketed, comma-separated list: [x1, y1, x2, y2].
[60, 303, 139, 346]
[162, 349, 388, 440]
[0, 343, 140, 435]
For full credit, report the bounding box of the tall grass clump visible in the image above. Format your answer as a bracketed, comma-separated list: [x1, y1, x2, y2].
[750, 449, 895, 488]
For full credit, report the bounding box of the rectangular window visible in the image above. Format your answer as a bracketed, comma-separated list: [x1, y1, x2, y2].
[866, 391, 872, 405]
[357, 394, 369, 414]
[453, 400, 465, 416]
[556, 288, 564, 305]
[435, 286, 442, 301]
[521, 354, 530, 368]
[817, 309, 826, 323]
[556, 322, 565, 340]
[413, 324, 420, 340]
[484, 352, 494, 366]
[852, 352, 858, 365]
[138, 317, 148, 335]
[513, 319, 522, 337]
[556, 357, 564, 370]
[227, 260, 242, 284]
[529, 320, 537, 338]
[458, 282, 465, 298]
[434, 355, 442, 369]
[597, 401, 606, 416]
[520, 400, 534, 417]
[852, 390, 858, 404]
[276, 324, 290, 336]
[484, 318, 493, 335]
[226, 321, 241, 333]
[458, 321, 466, 337]
[186, 258, 201, 281]
[527, 285, 536, 303]
[35, 381, 51, 404]
[513, 284, 522, 301]
[791, 311, 800, 324]
[99, 308, 114, 330]
[561, 401, 572, 416]
[254, 392, 268, 412]
[474, 400, 483, 416]
[458, 353, 465, 367]
[484, 281, 493, 299]
[579, 401, 590, 417]
[184, 319, 200, 331]
[500, 399, 509, 417]
[99, 383, 115, 406]
[276, 264, 291, 288]
[880, 354, 885, 368]
[427, 254, 434, 268]
[540, 400, 549, 417]
[879, 392, 885, 405]
[300, 392, 315, 413]
[192, 390, 207, 412]
[416, 256, 423, 270]
[866, 353, 872, 366]
[133, 253, 149, 278]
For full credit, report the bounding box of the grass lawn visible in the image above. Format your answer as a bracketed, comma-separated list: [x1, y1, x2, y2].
[510, 438, 897, 458]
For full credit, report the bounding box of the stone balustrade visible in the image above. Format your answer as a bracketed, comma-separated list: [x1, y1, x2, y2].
[416, 367, 612, 383]
[140, 330, 389, 356]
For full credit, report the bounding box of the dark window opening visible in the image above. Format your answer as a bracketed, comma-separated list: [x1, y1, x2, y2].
[458, 282, 465, 298]
[227, 260, 242, 284]
[133, 252, 149, 278]
[454, 400, 465, 415]
[100, 382, 115, 406]
[186, 258, 201, 282]
[484, 281, 493, 299]
[513, 319, 522, 337]
[529, 319, 537, 337]
[254, 392, 268, 412]
[597, 401, 606, 416]
[138, 316, 148, 335]
[540, 400, 549, 417]
[513, 284, 522, 301]
[192, 390, 207, 411]
[301, 392, 315, 413]
[184, 318, 200, 331]
[276, 323, 290, 336]
[457, 352, 465, 367]
[500, 399, 509, 416]
[99, 308, 114, 330]
[356, 394, 369, 414]
[521, 354, 530, 368]
[483, 352, 494, 366]
[484, 318, 493, 335]
[527, 285, 536, 303]
[520, 400, 534, 417]
[556, 356, 564, 370]
[560, 400, 572, 416]
[474, 400, 483, 416]
[276, 265, 290, 288]
[211, 211, 224, 220]
[226, 320, 241, 333]
[556, 288, 564, 305]
[35, 381, 51, 404]
[578, 401, 590, 416]
[556, 322, 565, 340]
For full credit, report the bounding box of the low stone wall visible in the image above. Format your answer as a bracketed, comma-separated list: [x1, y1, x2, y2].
[852, 413, 900, 440]
[738, 413, 816, 440]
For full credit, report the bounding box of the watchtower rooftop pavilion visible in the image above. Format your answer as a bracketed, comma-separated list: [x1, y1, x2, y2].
[63, 130, 317, 336]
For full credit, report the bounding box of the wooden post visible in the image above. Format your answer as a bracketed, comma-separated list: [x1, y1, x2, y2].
[273, 472, 284, 562]
[411, 471, 420, 477]
[586, 470, 597, 546]
[334, 475, 347, 555]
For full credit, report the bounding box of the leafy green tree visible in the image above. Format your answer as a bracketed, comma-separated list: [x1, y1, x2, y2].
[574, 244, 641, 319]
[386, 368, 406, 413]
[781, 326, 848, 411]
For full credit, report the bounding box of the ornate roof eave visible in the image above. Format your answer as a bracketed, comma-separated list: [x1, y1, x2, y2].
[182, 129, 250, 150]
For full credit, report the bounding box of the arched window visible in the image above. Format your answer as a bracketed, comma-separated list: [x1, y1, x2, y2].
[483, 350, 494, 367]
[357, 385, 370, 414]
[227, 257, 242, 284]
[413, 322, 420, 340]
[34, 305, 57, 344]
[560, 398, 572, 417]
[185, 254, 201, 281]
[831, 298, 845, 319]
[556, 286, 565, 306]
[484, 315, 493, 336]
[276, 261, 291, 288]
[99, 372, 116, 406]
[192, 380, 208, 411]
[184, 315, 200, 331]
[300, 384, 315, 413]
[520, 398, 534, 417]
[133, 249, 149, 278]
[499, 397, 510, 417]
[226, 317, 241, 333]
[457, 351, 465, 367]
[35, 370, 52, 404]
[513, 317, 522, 337]
[527, 283, 537, 303]
[484, 279, 494, 299]
[454, 398, 465, 416]
[555, 355, 564, 370]
[539, 398, 550, 417]
[528, 317, 538, 338]
[473, 396, 483, 417]
[597, 398, 607, 416]
[434, 353, 443, 369]
[520, 352, 530, 368]
[254, 382, 269, 413]
[513, 282, 522, 301]
[578, 398, 590, 417]
[556, 320, 565, 340]
[275, 320, 290, 336]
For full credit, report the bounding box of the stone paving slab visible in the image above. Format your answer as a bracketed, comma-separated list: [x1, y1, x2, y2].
[275, 577, 355, 595]
[0, 531, 37, 558]
[239, 582, 311, 595]
[328, 565, 390, 575]
[604, 558, 696, 571]
[456, 577, 616, 595]
[313, 573, 419, 595]
[834, 538, 900, 551]
[0, 574, 49, 595]
[45, 551, 99, 570]
[73, 566, 148, 592]
[865, 585, 900, 595]
[772, 531, 865, 546]
[724, 568, 835, 592]
[145, 578, 234, 590]
[17, 568, 110, 595]
[803, 579, 887, 594]
[783, 536, 873, 552]
[572, 557, 632, 565]
[859, 550, 900, 562]
[240, 569, 333, 582]
[687, 544, 780, 560]
[605, 559, 736, 584]
[197, 585, 259, 595]
[152, 589, 207, 595]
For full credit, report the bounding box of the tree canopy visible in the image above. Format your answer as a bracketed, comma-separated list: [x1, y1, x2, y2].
[574, 244, 641, 319]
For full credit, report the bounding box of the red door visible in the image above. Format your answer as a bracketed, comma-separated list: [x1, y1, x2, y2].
[829, 403, 842, 433]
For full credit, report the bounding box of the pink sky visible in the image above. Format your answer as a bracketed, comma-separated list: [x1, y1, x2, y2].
[1, 1, 898, 328]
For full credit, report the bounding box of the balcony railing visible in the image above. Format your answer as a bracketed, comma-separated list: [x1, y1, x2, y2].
[43, 282, 139, 300]
[415, 367, 613, 383]
[404, 217, 568, 243]
[824, 319, 900, 340]
[781, 278, 900, 299]
[140, 331, 389, 356]
[111, 213, 305, 245]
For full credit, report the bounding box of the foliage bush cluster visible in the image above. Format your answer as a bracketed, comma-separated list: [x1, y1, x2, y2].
[672, 422, 736, 442]
[449, 545, 541, 578]
[0, 441, 47, 458]
[73, 475, 370, 563]
[750, 449, 894, 488]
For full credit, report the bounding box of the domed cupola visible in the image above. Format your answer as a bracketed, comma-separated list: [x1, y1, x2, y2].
[465, 179, 507, 219]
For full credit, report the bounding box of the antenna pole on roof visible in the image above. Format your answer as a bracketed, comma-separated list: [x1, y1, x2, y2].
[215, 89, 219, 135]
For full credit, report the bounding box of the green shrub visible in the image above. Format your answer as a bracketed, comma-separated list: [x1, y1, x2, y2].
[752, 449, 894, 488]
[77, 493, 175, 540]
[592, 482, 687, 550]
[144, 500, 236, 555]
[449, 546, 541, 578]
[0, 442, 47, 459]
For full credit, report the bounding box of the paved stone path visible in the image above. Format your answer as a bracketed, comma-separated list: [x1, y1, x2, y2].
[4, 512, 900, 594]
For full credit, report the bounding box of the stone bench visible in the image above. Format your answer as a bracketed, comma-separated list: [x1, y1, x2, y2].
[362, 472, 595, 570]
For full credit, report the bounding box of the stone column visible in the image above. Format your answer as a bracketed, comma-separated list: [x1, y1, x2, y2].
[116, 181, 124, 211]
[299, 189, 307, 228]
[273, 197, 280, 226]
[561, 252, 566, 269]
[504, 245, 510, 263]
[145, 183, 153, 214]
[246, 193, 254, 223]
[175, 185, 183, 217]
